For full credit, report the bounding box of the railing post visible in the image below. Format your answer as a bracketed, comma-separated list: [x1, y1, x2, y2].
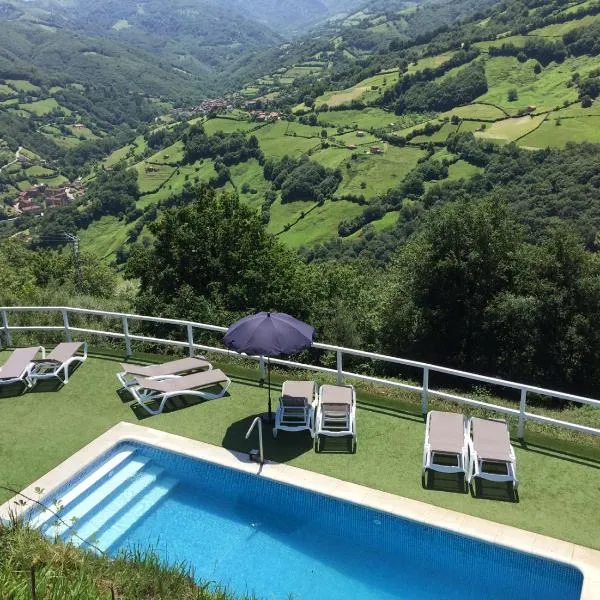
[336, 349, 344, 385]
[259, 355, 266, 384]
[61, 309, 72, 343]
[187, 324, 195, 357]
[518, 389, 527, 439]
[421, 367, 429, 415]
[1, 309, 12, 347]
[122, 316, 132, 357]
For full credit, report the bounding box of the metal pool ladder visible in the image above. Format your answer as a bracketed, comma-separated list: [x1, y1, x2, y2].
[245, 416, 264, 465]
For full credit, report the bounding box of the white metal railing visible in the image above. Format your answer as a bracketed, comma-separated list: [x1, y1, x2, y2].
[1, 306, 599, 439]
[245, 417, 264, 465]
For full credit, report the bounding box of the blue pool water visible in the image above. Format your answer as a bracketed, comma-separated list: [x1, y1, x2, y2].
[29, 442, 583, 600]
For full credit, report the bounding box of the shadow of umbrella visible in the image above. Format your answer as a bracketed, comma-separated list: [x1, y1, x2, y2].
[223, 415, 314, 463]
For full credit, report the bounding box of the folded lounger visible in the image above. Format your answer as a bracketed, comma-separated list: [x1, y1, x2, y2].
[273, 380, 317, 438]
[28, 342, 88, 385]
[422, 411, 468, 488]
[315, 384, 357, 452]
[130, 368, 231, 416]
[467, 417, 518, 491]
[0, 346, 45, 392]
[116, 356, 213, 388]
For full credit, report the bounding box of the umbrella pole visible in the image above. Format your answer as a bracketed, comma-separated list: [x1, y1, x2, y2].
[267, 357, 272, 423]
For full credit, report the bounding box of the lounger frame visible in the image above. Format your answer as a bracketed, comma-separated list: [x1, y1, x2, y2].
[273, 381, 317, 438]
[315, 384, 357, 452]
[116, 357, 213, 388]
[467, 418, 519, 490]
[28, 342, 88, 385]
[422, 412, 468, 477]
[0, 346, 45, 391]
[129, 373, 231, 416]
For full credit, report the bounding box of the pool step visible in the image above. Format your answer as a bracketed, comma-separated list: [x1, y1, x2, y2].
[30, 449, 134, 531]
[45, 455, 151, 538]
[95, 476, 178, 552]
[69, 465, 166, 547]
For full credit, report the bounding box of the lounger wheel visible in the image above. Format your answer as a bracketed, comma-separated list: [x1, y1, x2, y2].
[351, 437, 357, 454]
[272, 428, 278, 439]
[315, 435, 321, 453]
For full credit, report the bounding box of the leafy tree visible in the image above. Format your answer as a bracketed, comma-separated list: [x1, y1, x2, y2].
[508, 88, 518, 102]
[127, 188, 311, 325]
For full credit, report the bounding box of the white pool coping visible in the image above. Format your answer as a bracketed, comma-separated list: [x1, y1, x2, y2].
[1, 421, 598, 599]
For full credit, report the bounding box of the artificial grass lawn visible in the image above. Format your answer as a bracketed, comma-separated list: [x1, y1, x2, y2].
[0, 353, 599, 550]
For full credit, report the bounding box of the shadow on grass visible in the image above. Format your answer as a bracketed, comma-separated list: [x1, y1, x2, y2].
[223, 414, 314, 463]
[422, 470, 468, 495]
[470, 479, 519, 503]
[315, 435, 355, 454]
[516, 440, 600, 470]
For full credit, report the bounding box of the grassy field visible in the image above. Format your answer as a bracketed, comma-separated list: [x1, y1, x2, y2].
[475, 114, 547, 142]
[474, 35, 530, 51]
[6, 79, 40, 92]
[337, 146, 425, 198]
[318, 107, 400, 131]
[229, 159, 271, 209]
[67, 125, 98, 140]
[202, 118, 257, 135]
[0, 83, 15, 97]
[105, 136, 148, 168]
[145, 141, 185, 165]
[310, 147, 352, 170]
[349, 210, 398, 238]
[271, 198, 364, 247]
[78, 216, 131, 261]
[253, 122, 319, 158]
[446, 160, 484, 181]
[334, 130, 381, 146]
[406, 51, 457, 74]
[19, 98, 64, 117]
[315, 72, 398, 108]
[529, 11, 600, 36]
[441, 103, 508, 121]
[24, 165, 55, 177]
[134, 162, 176, 194]
[519, 115, 600, 148]
[477, 55, 598, 113]
[411, 122, 459, 143]
[0, 353, 598, 550]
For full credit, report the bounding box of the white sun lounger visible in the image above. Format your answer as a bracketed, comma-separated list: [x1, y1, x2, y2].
[273, 380, 317, 438]
[116, 356, 213, 388]
[129, 368, 231, 416]
[315, 384, 356, 452]
[467, 417, 518, 490]
[28, 342, 87, 385]
[422, 411, 468, 488]
[0, 346, 45, 392]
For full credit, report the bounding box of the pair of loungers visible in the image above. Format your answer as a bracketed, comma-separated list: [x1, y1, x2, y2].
[422, 410, 518, 493]
[0, 342, 87, 392]
[273, 381, 357, 452]
[117, 357, 231, 416]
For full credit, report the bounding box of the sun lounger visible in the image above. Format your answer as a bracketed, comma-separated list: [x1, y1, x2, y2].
[422, 411, 468, 488]
[273, 380, 317, 438]
[315, 384, 356, 452]
[128, 368, 231, 415]
[467, 417, 518, 491]
[0, 346, 45, 392]
[116, 356, 213, 388]
[28, 342, 87, 385]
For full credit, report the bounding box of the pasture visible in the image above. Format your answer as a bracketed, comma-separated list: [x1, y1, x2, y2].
[6, 79, 40, 92]
[317, 107, 399, 131]
[202, 118, 257, 135]
[253, 122, 319, 158]
[441, 103, 508, 121]
[20, 98, 65, 116]
[475, 114, 547, 142]
[518, 116, 600, 148]
[134, 162, 176, 194]
[78, 215, 132, 261]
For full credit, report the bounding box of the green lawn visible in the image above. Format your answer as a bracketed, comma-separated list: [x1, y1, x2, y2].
[229, 159, 271, 210]
[317, 107, 401, 131]
[519, 115, 600, 148]
[133, 162, 176, 194]
[6, 79, 41, 93]
[254, 122, 319, 158]
[202, 118, 256, 136]
[475, 114, 547, 142]
[19, 98, 66, 117]
[441, 103, 508, 121]
[447, 160, 484, 181]
[78, 216, 131, 261]
[0, 352, 598, 550]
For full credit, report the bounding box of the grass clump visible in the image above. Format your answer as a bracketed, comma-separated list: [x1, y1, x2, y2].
[0, 522, 249, 600]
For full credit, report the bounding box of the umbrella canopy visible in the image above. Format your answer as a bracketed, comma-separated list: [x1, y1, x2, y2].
[224, 312, 314, 423]
[223, 312, 314, 357]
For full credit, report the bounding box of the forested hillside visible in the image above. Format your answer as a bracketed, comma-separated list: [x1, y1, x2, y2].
[3, 0, 600, 397]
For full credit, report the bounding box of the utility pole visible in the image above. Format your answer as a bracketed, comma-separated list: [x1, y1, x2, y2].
[64, 233, 82, 291]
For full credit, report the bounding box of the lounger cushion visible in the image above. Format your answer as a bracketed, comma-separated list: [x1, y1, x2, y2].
[121, 357, 211, 377]
[472, 417, 513, 462]
[281, 380, 315, 406]
[46, 342, 84, 363]
[0, 347, 42, 379]
[320, 384, 354, 406]
[429, 411, 464, 454]
[135, 369, 228, 393]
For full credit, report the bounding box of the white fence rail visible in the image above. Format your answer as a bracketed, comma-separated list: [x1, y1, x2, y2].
[1, 306, 599, 439]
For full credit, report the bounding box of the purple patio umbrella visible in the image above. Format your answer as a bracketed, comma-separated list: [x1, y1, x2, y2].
[224, 312, 314, 422]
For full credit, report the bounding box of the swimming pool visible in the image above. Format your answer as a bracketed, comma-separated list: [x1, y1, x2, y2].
[27, 441, 583, 600]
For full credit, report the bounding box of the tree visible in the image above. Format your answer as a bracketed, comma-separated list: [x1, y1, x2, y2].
[581, 95, 593, 108]
[127, 188, 311, 325]
[380, 198, 521, 370]
[508, 88, 518, 102]
[534, 63, 542, 75]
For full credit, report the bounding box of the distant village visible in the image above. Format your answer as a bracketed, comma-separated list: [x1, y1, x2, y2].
[171, 98, 233, 118]
[11, 181, 85, 216]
